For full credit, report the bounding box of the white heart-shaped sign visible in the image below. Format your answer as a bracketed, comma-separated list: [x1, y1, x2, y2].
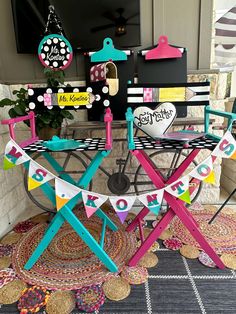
[133, 102, 177, 138]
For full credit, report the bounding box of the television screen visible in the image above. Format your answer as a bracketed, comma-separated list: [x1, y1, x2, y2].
[11, 0, 141, 53]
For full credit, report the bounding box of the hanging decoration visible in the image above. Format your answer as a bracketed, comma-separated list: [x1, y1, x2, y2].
[3, 139, 30, 170]
[82, 191, 108, 218]
[165, 175, 191, 204]
[55, 178, 81, 211]
[138, 189, 164, 215]
[2, 130, 236, 223]
[38, 6, 73, 70]
[28, 161, 55, 190]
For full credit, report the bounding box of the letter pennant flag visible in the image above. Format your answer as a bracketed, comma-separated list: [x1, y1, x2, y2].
[55, 178, 81, 211]
[189, 156, 215, 184]
[3, 139, 30, 170]
[28, 161, 55, 190]
[82, 191, 108, 218]
[138, 189, 164, 215]
[212, 131, 236, 159]
[109, 196, 136, 224]
[165, 175, 191, 204]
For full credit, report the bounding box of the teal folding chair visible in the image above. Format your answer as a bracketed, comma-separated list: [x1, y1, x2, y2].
[1, 82, 118, 272]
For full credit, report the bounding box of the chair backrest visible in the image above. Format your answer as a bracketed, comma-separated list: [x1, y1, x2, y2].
[2, 82, 113, 150]
[125, 81, 212, 148]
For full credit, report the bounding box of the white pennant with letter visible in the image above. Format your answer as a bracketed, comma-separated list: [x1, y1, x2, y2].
[109, 196, 136, 224]
[189, 156, 215, 184]
[3, 139, 30, 170]
[28, 160, 55, 190]
[212, 130, 236, 159]
[165, 175, 191, 204]
[82, 190, 108, 218]
[55, 178, 81, 211]
[138, 189, 164, 215]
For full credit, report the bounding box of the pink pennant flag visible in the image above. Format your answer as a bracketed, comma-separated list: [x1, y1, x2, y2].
[82, 191, 108, 218]
[109, 196, 136, 224]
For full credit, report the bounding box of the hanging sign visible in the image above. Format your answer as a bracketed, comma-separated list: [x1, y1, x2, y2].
[133, 102, 177, 137]
[38, 34, 73, 70]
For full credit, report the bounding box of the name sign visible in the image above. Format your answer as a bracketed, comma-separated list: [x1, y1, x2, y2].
[44, 92, 95, 107]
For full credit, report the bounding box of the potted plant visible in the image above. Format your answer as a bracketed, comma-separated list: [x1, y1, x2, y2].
[0, 69, 74, 139]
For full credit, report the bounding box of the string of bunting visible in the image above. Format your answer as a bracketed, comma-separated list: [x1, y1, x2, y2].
[2, 131, 236, 224]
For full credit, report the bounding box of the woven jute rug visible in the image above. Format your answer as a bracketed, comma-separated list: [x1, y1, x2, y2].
[170, 209, 236, 254]
[12, 211, 137, 290]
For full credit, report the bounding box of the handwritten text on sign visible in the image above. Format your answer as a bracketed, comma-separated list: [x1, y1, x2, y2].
[44, 92, 95, 107]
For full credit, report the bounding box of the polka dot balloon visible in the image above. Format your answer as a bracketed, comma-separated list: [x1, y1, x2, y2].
[38, 34, 73, 70]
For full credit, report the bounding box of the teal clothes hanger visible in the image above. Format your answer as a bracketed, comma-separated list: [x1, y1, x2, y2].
[91, 38, 127, 62]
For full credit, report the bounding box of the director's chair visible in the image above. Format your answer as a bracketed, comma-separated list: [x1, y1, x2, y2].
[125, 81, 236, 269]
[1, 82, 118, 272]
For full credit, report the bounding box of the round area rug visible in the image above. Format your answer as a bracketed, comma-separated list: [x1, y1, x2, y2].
[103, 277, 131, 301]
[0, 244, 13, 257]
[46, 290, 75, 314]
[0, 268, 17, 289]
[121, 266, 148, 285]
[170, 210, 236, 254]
[0, 279, 27, 304]
[76, 285, 105, 313]
[13, 220, 37, 233]
[18, 286, 50, 313]
[180, 245, 200, 259]
[12, 212, 137, 290]
[220, 253, 236, 270]
[163, 237, 182, 251]
[198, 251, 216, 268]
[138, 252, 158, 268]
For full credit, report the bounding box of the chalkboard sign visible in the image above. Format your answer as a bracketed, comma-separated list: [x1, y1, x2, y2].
[137, 45, 187, 117]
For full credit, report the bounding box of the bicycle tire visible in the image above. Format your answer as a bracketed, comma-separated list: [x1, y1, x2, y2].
[24, 151, 92, 213]
[134, 150, 202, 204]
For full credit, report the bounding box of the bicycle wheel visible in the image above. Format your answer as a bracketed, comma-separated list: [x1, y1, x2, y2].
[134, 150, 202, 204]
[24, 151, 92, 213]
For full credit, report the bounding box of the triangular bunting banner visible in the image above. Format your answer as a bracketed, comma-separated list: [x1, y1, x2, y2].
[55, 178, 81, 211]
[212, 131, 236, 159]
[28, 160, 55, 190]
[82, 191, 108, 218]
[109, 196, 136, 224]
[138, 189, 164, 215]
[165, 175, 191, 204]
[189, 156, 215, 184]
[3, 139, 30, 170]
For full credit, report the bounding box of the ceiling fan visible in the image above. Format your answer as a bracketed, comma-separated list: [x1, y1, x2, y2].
[90, 8, 139, 36]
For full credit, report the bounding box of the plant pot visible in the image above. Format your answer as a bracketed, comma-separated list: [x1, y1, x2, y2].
[38, 127, 61, 140]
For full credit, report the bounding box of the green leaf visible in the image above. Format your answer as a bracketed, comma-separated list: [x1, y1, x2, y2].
[0, 98, 15, 107]
[8, 108, 18, 118]
[14, 105, 26, 115]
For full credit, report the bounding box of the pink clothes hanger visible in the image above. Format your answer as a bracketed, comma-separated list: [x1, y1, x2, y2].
[145, 35, 182, 60]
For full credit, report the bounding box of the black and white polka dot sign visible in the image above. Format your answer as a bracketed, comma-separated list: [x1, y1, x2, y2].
[38, 34, 73, 70]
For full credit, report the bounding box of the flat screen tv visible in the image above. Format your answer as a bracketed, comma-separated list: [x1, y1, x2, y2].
[11, 0, 141, 53]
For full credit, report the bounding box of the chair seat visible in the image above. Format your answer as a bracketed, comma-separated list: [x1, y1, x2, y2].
[132, 135, 219, 150]
[23, 138, 107, 153]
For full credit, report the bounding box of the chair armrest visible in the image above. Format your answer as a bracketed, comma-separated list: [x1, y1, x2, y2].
[126, 107, 135, 150]
[1, 111, 38, 148]
[104, 108, 113, 150]
[206, 107, 236, 120]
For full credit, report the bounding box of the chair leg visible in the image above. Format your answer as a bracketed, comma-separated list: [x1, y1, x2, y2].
[128, 210, 175, 266]
[24, 212, 65, 270]
[60, 206, 118, 272]
[126, 206, 150, 232]
[165, 193, 225, 269]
